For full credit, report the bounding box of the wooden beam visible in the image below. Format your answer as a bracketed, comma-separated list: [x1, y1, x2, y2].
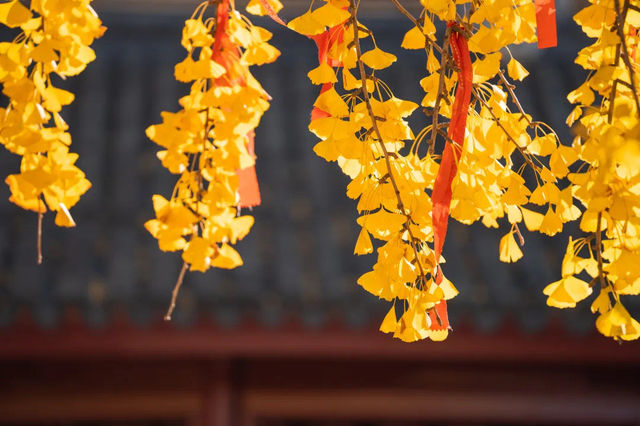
[1, 320, 638, 364]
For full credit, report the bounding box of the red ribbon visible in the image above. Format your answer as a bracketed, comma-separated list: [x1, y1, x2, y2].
[310, 26, 345, 120]
[535, 0, 557, 49]
[429, 23, 472, 331]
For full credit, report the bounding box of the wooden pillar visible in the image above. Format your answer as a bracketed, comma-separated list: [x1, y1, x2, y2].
[194, 360, 239, 426]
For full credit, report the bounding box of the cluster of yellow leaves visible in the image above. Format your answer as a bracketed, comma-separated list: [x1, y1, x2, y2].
[545, 0, 640, 340]
[0, 0, 104, 227]
[410, 1, 578, 243]
[145, 1, 279, 275]
[289, 0, 460, 342]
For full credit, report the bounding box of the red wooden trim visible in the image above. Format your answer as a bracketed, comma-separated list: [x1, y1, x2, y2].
[1, 317, 638, 363]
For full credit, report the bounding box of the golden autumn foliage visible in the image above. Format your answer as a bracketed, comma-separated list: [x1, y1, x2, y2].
[145, 0, 279, 318]
[0, 0, 104, 249]
[1, 0, 639, 343]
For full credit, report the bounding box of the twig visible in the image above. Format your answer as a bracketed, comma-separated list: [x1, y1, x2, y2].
[595, 213, 607, 289]
[37, 209, 43, 265]
[429, 26, 453, 154]
[613, 0, 640, 117]
[348, 0, 427, 280]
[165, 262, 188, 321]
[498, 70, 532, 125]
[514, 223, 525, 246]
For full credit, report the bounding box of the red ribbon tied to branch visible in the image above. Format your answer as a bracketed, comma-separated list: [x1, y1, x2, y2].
[534, 0, 557, 49]
[429, 22, 473, 331]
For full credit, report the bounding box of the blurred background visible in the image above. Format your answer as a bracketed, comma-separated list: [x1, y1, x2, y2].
[1, 1, 640, 425]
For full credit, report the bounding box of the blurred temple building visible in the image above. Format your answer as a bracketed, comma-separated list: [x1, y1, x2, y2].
[2, 2, 640, 425]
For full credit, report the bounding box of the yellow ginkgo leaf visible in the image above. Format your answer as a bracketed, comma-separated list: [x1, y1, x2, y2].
[211, 243, 243, 269]
[54, 203, 76, 228]
[307, 62, 337, 85]
[596, 302, 640, 340]
[356, 209, 406, 240]
[313, 87, 349, 117]
[543, 276, 592, 308]
[401, 26, 426, 50]
[473, 52, 501, 84]
[183, 237, 214, 272]
[361, 47, 397, 70]
[354, 227, 373, 255]
[499, 231, 523, 263]
[520, 207, 544, 231]
[311, 3, 350, 27]
[379, 304, 398, 333]
[246, 0, 283, 16]
[591, 289, 611, 315]
[0, 0, 32, 28]
[507, 57, 529, 81]
[287, 10, 325, 36]
[540, 207, 563, 236]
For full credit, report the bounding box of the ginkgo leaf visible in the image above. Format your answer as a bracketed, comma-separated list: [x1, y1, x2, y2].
[379, 304, 398, 333]
[0, 0, 32, 28]
[507, 57, 529, 81]
[401, 26, 426, 50]
[543, 276, 592, 308]
[314, 87, 349, 117]
[473, 52, 501, 84]
[287, 11, 325, 36]
[311, 3, 350, 27]
[211, 243, 243, 269]
[307, 62, 337, 84]
[360, 47, 397, 70]
[183, 237, 214, 272]
[499, 231, 523, 263]
[596, 302, 640, 340]
[354, 227, 373, 255]
[246, 0, 283, 16]
[54, 203, 76, 227]
[521, 207, 544, 231]
[539, 207, 563, 236]
[356, 209, 406, 240]
[591, 289, 611, 314]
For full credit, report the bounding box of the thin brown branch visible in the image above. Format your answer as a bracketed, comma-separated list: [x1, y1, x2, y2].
[428, 26, 453, 154]
[348, 0, 427, 280]
[514, 223, 525, 246]
[614, 0, 640, 117]
[595, 212, 606, 289]
[164, 261, 189, 321]
[498, 70, 532, 125]
[37, 209, 43, 265]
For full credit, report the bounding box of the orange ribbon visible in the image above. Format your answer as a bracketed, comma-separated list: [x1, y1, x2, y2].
[429, 23, 472, 331]
[535, 0, 557, 49]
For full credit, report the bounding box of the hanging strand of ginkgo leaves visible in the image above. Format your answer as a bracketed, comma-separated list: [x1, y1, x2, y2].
[287, 0, 457, 342]
[546, 0, 640, 340]
[384, 0, 574, 341]
[0, 0, 104, 263]
[145, 0, 280, 320]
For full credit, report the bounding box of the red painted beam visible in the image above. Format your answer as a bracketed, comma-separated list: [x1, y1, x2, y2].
[0, 315, 638, 364]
